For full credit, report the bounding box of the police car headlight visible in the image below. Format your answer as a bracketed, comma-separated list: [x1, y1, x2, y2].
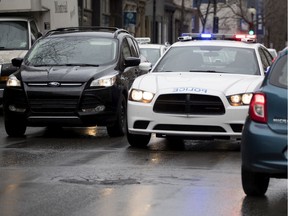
[90, 75, 116, 87]
[7, 75, 21, 87]
[129, 89, 154, 103]
[228, 93, 253, 106]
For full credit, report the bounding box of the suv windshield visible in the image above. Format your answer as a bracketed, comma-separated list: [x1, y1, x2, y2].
[154, 46, 260, 75]
[0, 21, 29, 50]
[26, 36, 118, 66]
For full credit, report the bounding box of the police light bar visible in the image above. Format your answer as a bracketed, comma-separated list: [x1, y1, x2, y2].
[135, 37, 151, 44]
[178, 33, 256, 42]
[201, 33, 212, 38]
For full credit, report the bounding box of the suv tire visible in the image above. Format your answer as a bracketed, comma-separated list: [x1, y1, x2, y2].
[5, 118, 26, 137]
[107, 95, 127, 137]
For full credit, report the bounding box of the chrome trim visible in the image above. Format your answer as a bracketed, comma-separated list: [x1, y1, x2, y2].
[27, 83, 83, 86]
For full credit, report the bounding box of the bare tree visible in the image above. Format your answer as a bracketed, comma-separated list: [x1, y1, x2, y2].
[196, 0, 213, 33]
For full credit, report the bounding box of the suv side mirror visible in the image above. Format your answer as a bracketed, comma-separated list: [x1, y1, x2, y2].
[124, 57, 141, 67]
[11, 58, 23, 67]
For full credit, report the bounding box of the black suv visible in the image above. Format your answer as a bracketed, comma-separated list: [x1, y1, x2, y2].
[3, 27, 149, 137]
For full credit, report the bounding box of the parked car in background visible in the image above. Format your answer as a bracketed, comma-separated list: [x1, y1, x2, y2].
[241, 47, 287, 196]
[127, 33, 273, 147]
[0, 17, 42, 105]
[3, 27, 150, 137]
[136, 37, 169, 65]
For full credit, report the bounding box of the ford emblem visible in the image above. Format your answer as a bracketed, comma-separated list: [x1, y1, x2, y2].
[48, 82, 61, 87]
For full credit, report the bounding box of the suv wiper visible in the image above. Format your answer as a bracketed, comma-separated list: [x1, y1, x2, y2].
[61, 63, 99, 67]
[189, 70, 225, 73]
[32, 63, 99, 67]
[0, 47, 5, 49]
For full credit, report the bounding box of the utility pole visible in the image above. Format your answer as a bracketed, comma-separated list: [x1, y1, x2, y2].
[212, 0, 218, 33]
[152, 0, 156, 43]
[179, 0, 185, 36]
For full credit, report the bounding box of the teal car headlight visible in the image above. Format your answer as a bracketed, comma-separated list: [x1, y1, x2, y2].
[90, 74, 116, 87]
[129, 89, 154, 103]
[7, 75, 21, 87]
[228, 93, 253, 106]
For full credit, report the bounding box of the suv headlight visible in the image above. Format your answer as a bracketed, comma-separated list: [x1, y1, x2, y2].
[129, 89, 154, 103]
[228, 93, 253, 106]
[7, 75, 21, 87]
[90, 75, 116, 87]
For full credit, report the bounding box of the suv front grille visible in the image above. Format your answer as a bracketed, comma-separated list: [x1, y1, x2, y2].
[153, 94, 225, 115]
[29, 96, 79, 114]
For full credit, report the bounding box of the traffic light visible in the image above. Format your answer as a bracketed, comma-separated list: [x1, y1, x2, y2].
[248, 29, 254, 35]
[248, 23, 254, 35]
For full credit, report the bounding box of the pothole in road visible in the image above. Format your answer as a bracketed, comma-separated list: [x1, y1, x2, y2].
[59, 177, 140, 186]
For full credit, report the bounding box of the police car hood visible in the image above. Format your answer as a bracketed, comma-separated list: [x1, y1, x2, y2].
[20, 65, 114, 83]
[0, 50, 28, 64]
[133, 72, 264, 95]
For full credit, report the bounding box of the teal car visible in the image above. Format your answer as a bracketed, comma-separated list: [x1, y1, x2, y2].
[241, 47, 287, 196]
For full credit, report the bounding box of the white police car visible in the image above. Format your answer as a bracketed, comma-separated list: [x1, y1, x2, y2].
[136, 37, 169, 65]
[126, 33, 273, 147]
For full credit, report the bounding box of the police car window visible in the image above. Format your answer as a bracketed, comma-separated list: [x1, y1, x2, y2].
[258, 48, 270, 70]
[262, 48, 273, 64]
[154, 46, 259, 75]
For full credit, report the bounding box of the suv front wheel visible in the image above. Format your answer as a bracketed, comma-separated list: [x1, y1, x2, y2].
[5, 117, 26, 137]
[107, 95, 127, 137]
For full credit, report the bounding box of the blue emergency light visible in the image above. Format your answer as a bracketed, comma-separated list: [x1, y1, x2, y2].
[201, 33, 212, 38]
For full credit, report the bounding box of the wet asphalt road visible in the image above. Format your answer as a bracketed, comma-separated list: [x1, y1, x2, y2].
[0, 112, 287, 216]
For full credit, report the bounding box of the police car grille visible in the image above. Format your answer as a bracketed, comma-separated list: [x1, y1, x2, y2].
[153, 94, 225, 115]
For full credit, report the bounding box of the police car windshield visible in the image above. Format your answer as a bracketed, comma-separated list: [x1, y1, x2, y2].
[153, 46, 260, 75]
[25, 37, 118, 66]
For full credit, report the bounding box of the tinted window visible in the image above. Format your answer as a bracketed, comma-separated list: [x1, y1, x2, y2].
[126, 37, 138, 57]
[154, 46, 259, 75]
[122, 38, 132, 58]
[0, 21, 29, 50]
[25, 36, 118, 66]
[269, 54, 287, 89]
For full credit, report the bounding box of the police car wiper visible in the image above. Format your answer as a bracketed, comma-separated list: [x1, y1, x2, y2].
[189, 70, 224, 73]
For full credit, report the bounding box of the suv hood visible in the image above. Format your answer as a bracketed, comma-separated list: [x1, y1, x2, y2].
[20, 65, 114, 83]
[133, 72, 264, 95]
[0, 50, 28, 64]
